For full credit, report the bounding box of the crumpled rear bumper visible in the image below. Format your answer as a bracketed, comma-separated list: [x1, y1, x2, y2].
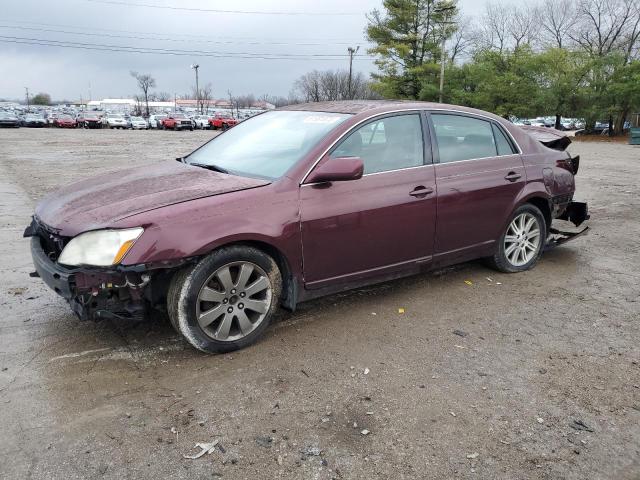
[546, 201, 590, 250]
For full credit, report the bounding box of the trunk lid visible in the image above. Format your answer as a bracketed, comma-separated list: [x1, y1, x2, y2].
[519, 125, 572, 151]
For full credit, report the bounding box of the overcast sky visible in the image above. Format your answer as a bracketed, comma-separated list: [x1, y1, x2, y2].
[0, 0, 508, 101]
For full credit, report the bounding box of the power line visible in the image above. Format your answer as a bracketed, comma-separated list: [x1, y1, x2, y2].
[0, 35, 374, 60]
[0, 24, 364, 47]
[85, 0, 362, 16]
[2, 19, 366, 43]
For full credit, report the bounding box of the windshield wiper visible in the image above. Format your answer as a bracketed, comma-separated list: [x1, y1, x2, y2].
[189, 163, 229, 174]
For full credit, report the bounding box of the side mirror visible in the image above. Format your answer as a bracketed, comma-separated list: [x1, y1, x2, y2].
[306, 157, 364, 184]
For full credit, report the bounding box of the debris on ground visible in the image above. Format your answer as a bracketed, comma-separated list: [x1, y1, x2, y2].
[570, 419, 595, 432]
[464, 280, 473, 286]
[183, 440, 219, 460]
[360, 429, 370, 435]
[467, 452, 479, 459]
[300, 446, 322, 456]
[255, 435, 274, 448]
[398, 308, 405, 314]
[537, 417, 545, 424]
[364, 368, 370, 375]
[453, 329, 468, 337]
[7, 287, 27, 295]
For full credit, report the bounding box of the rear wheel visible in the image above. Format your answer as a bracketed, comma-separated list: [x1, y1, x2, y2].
[168, 246, 282, 353]
[487, 204, 546, 273]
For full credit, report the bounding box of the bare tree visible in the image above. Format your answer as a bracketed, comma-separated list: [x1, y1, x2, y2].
[191, 83, 214, 113]
[130, 71, 156, 117]
[449, 16, 476, 63]
[622, 0, 640, 61]
[480, 2, 511, 52]
[294, 71, 323, 102]
[539, 0, 578, 48]
[571, 0, 637, 56]
[293, 70, 377, 102]
[154, 91, 172, 102]
[508, 5, 541, 50]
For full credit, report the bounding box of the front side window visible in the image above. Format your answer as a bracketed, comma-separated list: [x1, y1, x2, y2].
[187, 111, 351, 179]
[330, 114, 424, 174]
[432, 114, 514, 163]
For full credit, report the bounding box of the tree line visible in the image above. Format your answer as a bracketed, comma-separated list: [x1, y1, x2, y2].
[364, 0, 640, 134]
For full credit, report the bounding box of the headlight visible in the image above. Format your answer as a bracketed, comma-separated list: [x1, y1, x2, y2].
[58, 228, 144, 267]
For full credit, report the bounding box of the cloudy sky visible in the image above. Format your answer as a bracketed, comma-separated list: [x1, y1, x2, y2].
[0, 0, 504, 102]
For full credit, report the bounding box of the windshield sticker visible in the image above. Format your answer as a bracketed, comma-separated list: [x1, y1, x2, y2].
[303, 115, 343, 124]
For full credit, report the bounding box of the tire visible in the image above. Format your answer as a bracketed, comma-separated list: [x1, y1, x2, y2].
[168, 246, 282, 353]
[487, 203, 546, 273]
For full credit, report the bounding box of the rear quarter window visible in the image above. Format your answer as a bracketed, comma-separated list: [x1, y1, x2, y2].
[432, 114, 517, 163]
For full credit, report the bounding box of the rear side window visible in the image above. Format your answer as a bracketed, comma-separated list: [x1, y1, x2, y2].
[431, 114, 515, 163]
[492, 123, 516, 155]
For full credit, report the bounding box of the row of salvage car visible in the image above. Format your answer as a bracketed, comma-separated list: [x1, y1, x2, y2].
[0, 110, 239, 130]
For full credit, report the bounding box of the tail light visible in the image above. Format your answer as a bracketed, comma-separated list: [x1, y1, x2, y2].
[556, 155, 579, 175]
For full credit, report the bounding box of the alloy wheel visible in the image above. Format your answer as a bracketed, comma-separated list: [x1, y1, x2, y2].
[504, 212, 541, 267]
[195, 261, 272, 342]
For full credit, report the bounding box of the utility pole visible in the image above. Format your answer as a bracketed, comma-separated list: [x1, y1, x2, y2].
[24, 87, 30, 111]
[347, 46, 359, 99]
[436, 3, 456, 104]
[438, 33, 446, 104]
[191, 64, 200, 114]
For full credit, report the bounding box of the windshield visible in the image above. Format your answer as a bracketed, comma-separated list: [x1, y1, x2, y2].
[187, 110, 351, 179]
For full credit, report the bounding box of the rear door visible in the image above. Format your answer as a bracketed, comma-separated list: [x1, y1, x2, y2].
[428, 112, 525, 265]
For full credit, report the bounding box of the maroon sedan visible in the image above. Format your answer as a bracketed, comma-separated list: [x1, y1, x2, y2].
[25, 101, 589, 353]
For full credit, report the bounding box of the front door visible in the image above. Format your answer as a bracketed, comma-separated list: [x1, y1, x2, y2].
[300, 112, 437, 289]
[429, 112, 526, 265]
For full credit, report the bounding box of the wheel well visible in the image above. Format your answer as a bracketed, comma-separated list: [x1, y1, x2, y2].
[213, 240, 296, 310]
[526, 197, 551, 233]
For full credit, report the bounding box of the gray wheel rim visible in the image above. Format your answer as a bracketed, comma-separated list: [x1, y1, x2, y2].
[504, 212, 541, 267]
[196, 261, 272, 342]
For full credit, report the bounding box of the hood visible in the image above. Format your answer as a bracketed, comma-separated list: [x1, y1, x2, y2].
[519, 125, 572, 151]
[35, 160, 270, 236]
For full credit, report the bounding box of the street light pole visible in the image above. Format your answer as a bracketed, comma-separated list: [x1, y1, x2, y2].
[25, 87, 30, 112]
[347, 46, 360, 99]
[191, 64, 200, 114]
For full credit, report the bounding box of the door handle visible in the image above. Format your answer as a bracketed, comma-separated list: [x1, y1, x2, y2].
[504, 172, 522, 182]
[409, 186, 434, 198]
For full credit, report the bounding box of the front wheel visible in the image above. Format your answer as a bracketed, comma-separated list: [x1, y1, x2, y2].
[487, 204, 546, 273]
[168, 246, 282, 353]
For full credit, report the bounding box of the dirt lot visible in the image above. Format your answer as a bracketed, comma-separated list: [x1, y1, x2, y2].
[0, 128, 638, 479]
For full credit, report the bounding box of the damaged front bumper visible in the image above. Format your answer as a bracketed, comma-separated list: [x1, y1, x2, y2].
[546, 201, 590, 249]
[29, 236, 152, 321]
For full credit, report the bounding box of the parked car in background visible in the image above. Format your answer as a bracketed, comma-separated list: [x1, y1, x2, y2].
[148, 114, 167, 129]
[77, 111, 103, 129]
[161, 114, 194, 131]
[209, 113, 238, 130]
[103, 114, 128, 129]
[22, 113, 47, 127]
[129, 116, 149, 130]
[53, 115, 77, 128]
[26, 101, 589, 354]
[192, 115, 211, 129]
[0, 111, 21, 127]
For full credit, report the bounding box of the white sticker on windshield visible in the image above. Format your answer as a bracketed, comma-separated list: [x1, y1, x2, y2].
[303, 115, 342, 124]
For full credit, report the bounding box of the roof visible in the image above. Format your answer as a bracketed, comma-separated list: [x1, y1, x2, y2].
[278, 100, 506, 122]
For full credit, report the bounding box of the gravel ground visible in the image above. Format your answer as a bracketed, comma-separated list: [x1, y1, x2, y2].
[0, 128, 638, 480]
